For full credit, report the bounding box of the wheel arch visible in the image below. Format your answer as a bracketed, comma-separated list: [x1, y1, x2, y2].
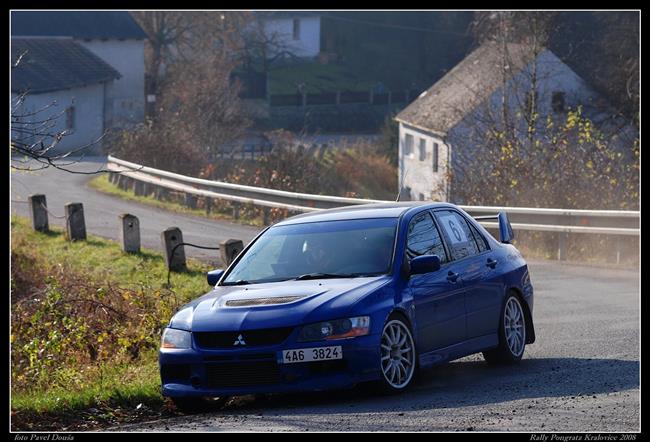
[507, 287, 535, 344]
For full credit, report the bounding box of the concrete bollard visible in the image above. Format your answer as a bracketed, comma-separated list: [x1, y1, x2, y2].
[220, 239, 244, 266]
[162, 227, 186, 272]
[28, 194, 49, 232]
[119, 213, 140, 253]
[185, 193, 197, 209]
[64, 203, 86, 241]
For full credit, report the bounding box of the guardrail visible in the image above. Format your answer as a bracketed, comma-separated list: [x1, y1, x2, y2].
[106, 155, 639, 262]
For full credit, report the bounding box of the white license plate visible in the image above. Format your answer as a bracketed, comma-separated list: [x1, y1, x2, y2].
[281, 346, 343, 364]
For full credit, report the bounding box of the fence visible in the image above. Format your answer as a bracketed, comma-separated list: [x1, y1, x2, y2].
[268, 89, 421, 107]
[25, 194, 243, 281]
[105, 155, 640, 263]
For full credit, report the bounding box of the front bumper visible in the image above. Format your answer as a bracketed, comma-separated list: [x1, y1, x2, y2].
[159, 333, 381, 397]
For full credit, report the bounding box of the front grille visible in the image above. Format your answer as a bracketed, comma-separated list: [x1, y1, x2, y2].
[205, 361, 282, 388]
[194, 327, 293, 349]
[225, 296, 304, 307]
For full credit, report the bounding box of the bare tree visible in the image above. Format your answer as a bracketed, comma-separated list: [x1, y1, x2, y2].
[240, 14, 301, 74]
[131, 11, 251, 118]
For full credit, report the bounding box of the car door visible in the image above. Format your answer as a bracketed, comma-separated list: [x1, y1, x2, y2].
[433, 209, 502, 340]
[407, 211, 467, 353]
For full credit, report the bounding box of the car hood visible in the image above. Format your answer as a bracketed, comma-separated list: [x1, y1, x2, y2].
[169, 276, 390, 332]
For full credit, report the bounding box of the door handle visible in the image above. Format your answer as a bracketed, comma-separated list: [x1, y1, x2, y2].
[486, 258, 498, 269]
[446, 271, 460, 283]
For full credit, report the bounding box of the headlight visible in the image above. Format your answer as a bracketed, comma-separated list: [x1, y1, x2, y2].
[161, 328, 192, 349]
[298, 316, 370, 342]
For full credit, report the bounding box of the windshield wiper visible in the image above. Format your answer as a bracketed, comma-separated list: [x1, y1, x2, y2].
[294, 273, 358, 281]
[221, 279, 251, 286]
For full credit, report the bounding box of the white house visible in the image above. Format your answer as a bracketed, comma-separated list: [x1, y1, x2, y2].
[394, 41, 608, 203]
[254, 11, 321, 59]
[11, 37, 121, 154]
[11, 11, 147, 129]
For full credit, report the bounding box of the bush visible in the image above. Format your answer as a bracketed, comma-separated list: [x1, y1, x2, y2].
[108, 119, 207, 176]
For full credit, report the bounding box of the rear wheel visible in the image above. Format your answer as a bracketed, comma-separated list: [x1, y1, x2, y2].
[171, 396, 229, 414]
[483, 293, 526, 365]
[378, 316, 417, 393]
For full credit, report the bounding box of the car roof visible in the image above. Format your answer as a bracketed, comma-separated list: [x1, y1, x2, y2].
[274, 201, 458, 226]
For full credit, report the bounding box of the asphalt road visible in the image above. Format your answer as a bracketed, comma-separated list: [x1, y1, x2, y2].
[11, 157, 260, 267]
[10, 158, 640, 432]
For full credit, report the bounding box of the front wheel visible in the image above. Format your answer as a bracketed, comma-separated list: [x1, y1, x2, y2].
[378, 316, 417, 393]
[483, 293, 526, 365]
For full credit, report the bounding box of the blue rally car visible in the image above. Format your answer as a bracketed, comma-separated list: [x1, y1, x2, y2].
[159, 202, 535, 411]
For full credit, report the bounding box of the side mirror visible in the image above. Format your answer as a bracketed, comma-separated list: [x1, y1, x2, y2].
[207, 269, 225, 286]
[410, 255, 441, 276]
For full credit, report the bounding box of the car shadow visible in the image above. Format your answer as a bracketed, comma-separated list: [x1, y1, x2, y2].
[213, 356, 638, 415]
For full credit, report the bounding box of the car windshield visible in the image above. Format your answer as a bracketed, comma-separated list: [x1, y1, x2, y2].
[222, 218, 398, 285]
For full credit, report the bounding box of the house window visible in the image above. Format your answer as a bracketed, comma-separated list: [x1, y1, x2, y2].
[292, 19, 301, 40]
[552, 91, 566, 113]
[65, 106, 75, 131]
[404, 134, 414, 156]
[418, 138, 427, 161]
[432, 142, 439, 172]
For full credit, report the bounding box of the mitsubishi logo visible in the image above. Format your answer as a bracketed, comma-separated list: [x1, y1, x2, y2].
[233, 334, 246, 346]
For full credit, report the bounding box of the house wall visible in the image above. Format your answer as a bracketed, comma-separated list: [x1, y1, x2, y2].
[12, 83, 107, 155]
[398, 123, 449, 201]
[79, 39, 145, 128]
[446, 49, 600, 203]
[262, 16, 321, 58]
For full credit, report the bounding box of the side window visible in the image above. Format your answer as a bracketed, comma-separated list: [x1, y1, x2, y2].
[468, 221, 489, 252]
[434, 210, 479, 260]
[406, 211, 448, 263]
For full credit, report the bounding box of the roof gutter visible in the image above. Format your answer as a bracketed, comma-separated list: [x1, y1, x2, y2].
[393, 117, 447, 139]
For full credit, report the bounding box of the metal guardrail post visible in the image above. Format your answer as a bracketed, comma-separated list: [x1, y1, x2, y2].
[232, 202, 240, 220]
[185, 193, 197, 209]
[263, 207, 270, 226]
[557, 232, 568, 261]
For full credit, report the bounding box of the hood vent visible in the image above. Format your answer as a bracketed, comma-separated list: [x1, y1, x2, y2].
[224, 296, 304, 307]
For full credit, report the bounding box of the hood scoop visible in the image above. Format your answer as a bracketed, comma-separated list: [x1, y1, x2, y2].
[224, 295, 305, 307]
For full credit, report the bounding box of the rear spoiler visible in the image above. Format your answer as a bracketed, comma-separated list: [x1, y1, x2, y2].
[474, 212, 515, 244]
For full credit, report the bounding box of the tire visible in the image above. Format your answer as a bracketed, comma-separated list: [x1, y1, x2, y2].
[171, 396, 229, 414]
[378, 314, 417, 393]
[483, 292, 527, 365]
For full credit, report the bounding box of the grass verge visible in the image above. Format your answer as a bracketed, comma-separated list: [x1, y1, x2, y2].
[11, 215, 212, 430]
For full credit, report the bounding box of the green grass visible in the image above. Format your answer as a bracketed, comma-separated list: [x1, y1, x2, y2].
[11, 215, 212, 295]
[88, 174, 264, 227]
[267, 63, 379, 94]
[10, 216, 212, 429]
[12, 351, 161, 414]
